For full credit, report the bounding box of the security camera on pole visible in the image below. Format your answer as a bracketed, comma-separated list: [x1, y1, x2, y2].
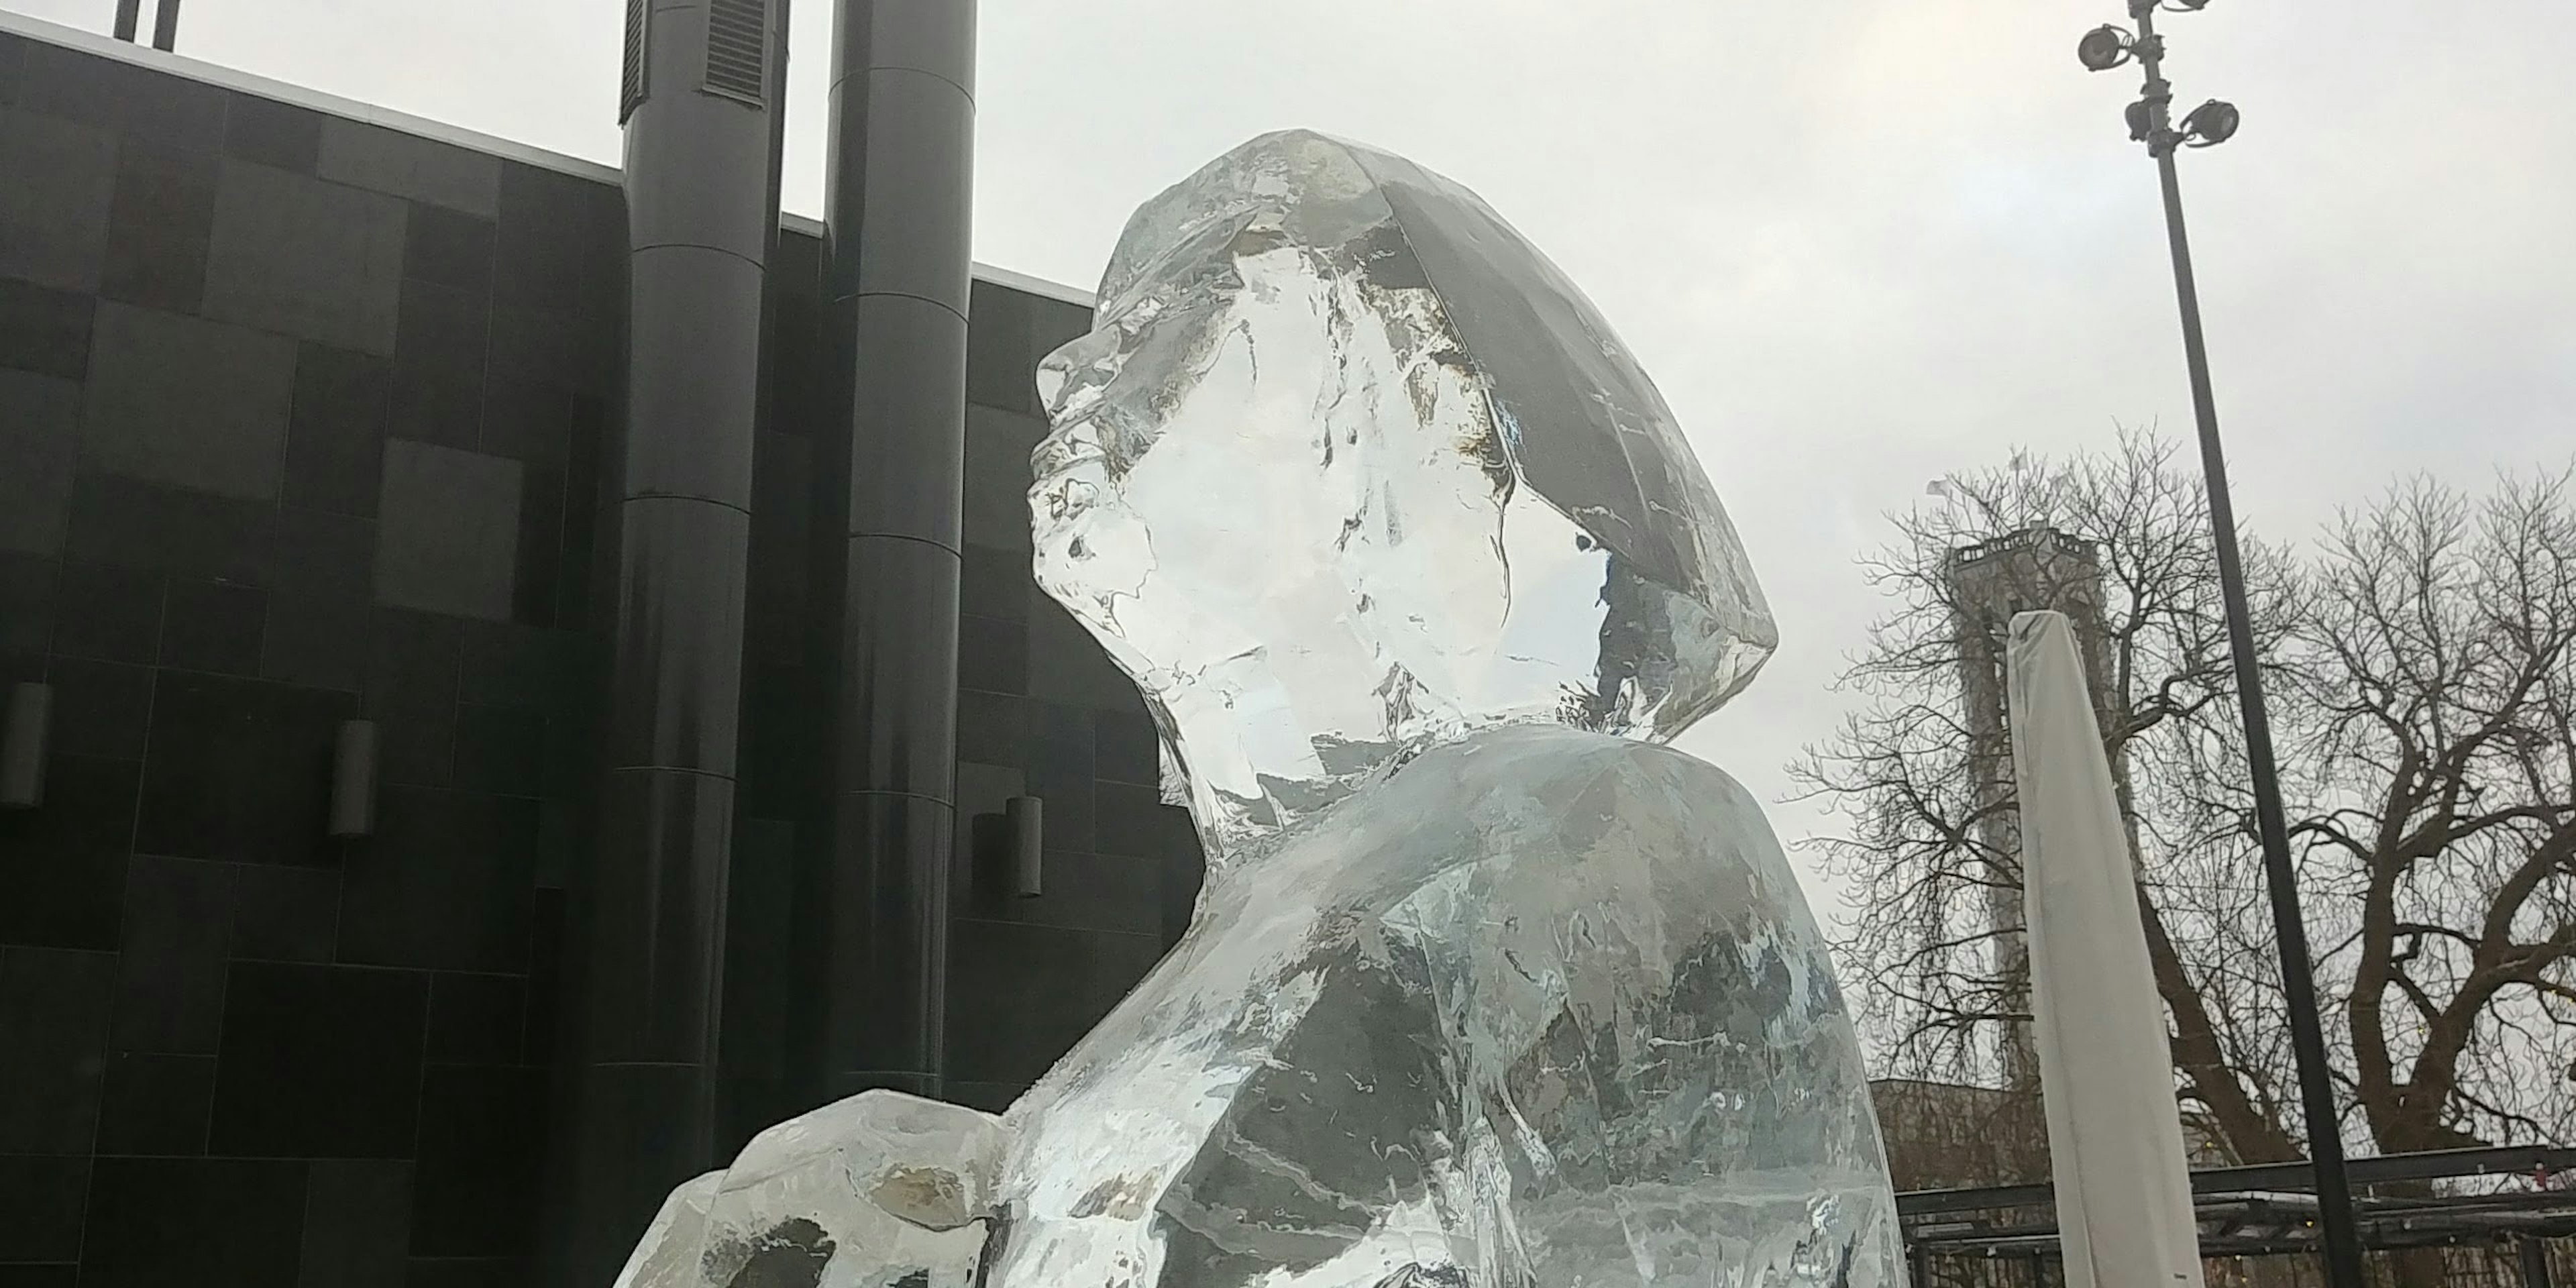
[2076, 3, 2368, 1285]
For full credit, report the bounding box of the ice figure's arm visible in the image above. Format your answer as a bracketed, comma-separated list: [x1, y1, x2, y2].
[610, 1089, 1012, 1288]
[1424, 746, 1906, 1285]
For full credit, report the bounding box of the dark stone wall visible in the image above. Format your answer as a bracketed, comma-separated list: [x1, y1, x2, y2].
[0, 21, 1200, 1286]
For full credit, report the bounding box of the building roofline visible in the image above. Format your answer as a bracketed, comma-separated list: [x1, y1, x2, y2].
[0, 5, 1097, 309]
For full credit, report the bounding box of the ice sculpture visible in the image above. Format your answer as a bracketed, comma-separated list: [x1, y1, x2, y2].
[614, 129, 1901, 1287]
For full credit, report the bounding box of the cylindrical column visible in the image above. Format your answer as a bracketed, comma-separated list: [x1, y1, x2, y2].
[810, 0, 975, 1102]
[557, 0, 788, 1278]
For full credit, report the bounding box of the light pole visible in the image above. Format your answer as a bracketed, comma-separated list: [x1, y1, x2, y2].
[2078, 3, 2368, 1285]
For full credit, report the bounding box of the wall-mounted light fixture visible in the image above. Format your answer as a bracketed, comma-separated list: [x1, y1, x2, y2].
[1004, 796, 1043, 898]
[329, 719, 378, 839]
[1, 682, 50, 810]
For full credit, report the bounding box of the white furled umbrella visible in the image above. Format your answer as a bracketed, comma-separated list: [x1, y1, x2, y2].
[2007, 610, 2206, 1288]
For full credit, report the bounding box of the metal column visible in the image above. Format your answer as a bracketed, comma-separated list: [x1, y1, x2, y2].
[807, 0, 977, 1102]
[555, 0, 788, 1277]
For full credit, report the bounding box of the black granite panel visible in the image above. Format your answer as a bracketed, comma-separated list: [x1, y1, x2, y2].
[47, 657, 151, 760]
[208, 961, 427, 1157]
[64, 473, 280, 585]
[366, 609, 463, 788]
[276, 496, 376, 603]
[0, 1155, 88, 1264]
[0, 107, 115, 290]
[0, 754, 137, 951]
[426, 972, 525, 1065]
[81, 301, 298, 500]
[1094, 708, 1161, 786]
[450, 704, 543, 797]
[286, 342, 393, 517]
[223, 95, 322, 174]
[0, 945, 117, 1152]
[15, 42, 227, 152]
[521, 890, 564, 1065]
[1022, 759, 1095, 855]
[229, 862, 341, 964]
[390, 282, 490, 449]
[1026, 596, 1139, 710]
[259, 591, 371, 692]
[337, 788, 537, 973]
[96, 1051, 217, 1154]
[0, 276, 93, 379]
[955, 688, 1023, 768]
[958, 541, 1026, 624]
[101, 137, 217, 313]
[137, 672, 356, 865]
[961, 404, 1046, 553]
[0, 370, 78, 556]
[298, 1159, 412, 1288]
[508, 464, 564, 627]
[476, 377, 568, 468]
[0, 551, 50, 654]
[50, 564, 160, 663]
[410, 1063, 545, 1256]
[491, 162, 621, 313]
[1027, 700, 1095, 782]
[80, 1158, 309, 1288]
[111, 855, 233, 1055]
[1094, 780, 1177, 861]
[202, 160, 408, 354]
[458, 621, 573, 712]
[955, 847, 1161, 938]
[944, 1080, 1024, 1116]
[1028, 295, 1097, 358]
[0, 28, 21, 105]
[945, 920, 1163, 1087]
[965, 280, 1035, 415]
[404, 203, 495, 294]
[957, 610, 1026, 696]
[488, 301, 613, 400]
[376, 439, 523, 621]
[316, 119, 500, 219]
[405, 1257, 528, 1288]
[745, 430, 812, 667]
[160, 578, 267, 676]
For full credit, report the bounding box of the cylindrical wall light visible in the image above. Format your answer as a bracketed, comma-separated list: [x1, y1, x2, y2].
[1005, 796, 1044, 899]
[2, 682, 50, 810]
[329, 719, 378, 839]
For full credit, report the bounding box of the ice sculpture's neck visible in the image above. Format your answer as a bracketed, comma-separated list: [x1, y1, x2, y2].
[1150, 654, 1548, 876]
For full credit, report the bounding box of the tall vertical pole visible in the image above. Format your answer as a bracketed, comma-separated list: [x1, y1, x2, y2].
[810, 0, 975, 1103]
[2128, 5, 2365, 1283]
[551, 0, 788, 1278]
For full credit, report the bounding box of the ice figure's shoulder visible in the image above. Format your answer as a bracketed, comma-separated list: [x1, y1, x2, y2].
[1381, 724, 1773, 855]
[1283, 724, 1796, 924]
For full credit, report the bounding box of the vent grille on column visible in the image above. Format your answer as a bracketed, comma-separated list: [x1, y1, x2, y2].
[619, 0, 648, 121]
[703, 0, 768, 105]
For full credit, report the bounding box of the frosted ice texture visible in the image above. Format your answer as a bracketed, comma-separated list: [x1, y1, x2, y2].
[612, 129, 1899, 1287]
[610, 1091, 1007, 1288]
[1032, 131, 1779, 854]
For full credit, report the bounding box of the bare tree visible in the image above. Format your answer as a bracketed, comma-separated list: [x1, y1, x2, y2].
[1801, 431, 2576, 1175]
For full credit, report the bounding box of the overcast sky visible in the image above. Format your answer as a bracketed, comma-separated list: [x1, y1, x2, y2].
[11, 0, 2570, 920]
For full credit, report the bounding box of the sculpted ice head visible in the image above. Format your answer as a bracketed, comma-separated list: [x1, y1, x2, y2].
[1031, 130, 1776, 853]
